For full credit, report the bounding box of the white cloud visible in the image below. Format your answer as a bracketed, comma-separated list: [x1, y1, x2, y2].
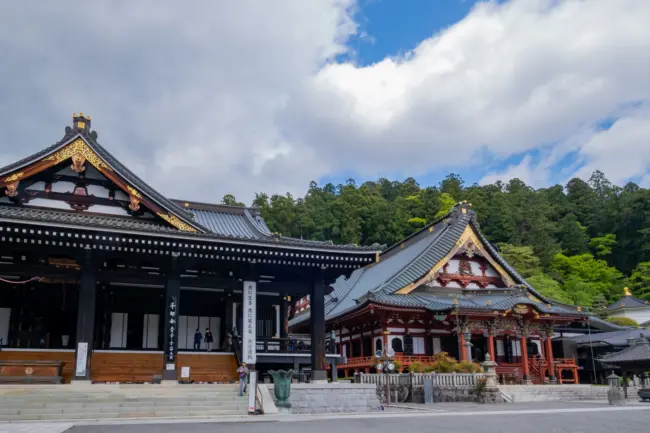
[0, 0, 649, 204]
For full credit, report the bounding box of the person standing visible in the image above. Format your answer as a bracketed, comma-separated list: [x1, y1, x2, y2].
[204, 328, 213, 352]
[193, 328, 202, 351]
[237, 362, 249, 396]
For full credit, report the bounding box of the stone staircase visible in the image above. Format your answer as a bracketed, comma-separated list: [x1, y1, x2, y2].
[498, 385, 617, 403]
[0, 384, 249, 422]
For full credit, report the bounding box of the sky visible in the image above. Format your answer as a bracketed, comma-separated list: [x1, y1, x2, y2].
[0, 0, 649, 204]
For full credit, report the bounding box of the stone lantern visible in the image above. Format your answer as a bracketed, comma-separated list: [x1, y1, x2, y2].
[607, 372, 624, 406]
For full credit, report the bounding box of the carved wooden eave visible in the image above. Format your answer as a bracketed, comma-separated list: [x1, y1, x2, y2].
[395, 225, 516, 295]
[0, 136, 198, 233]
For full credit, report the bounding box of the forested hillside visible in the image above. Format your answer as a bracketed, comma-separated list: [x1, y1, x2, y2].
[222, 170, 650, 308]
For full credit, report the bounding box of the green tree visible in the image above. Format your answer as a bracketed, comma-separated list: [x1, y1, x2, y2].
[589, 234, 617, 258]
[434, 193, 456, 219]
[498, 244, 542, 278]
[591, 293, 609, 318]
[550, 253, 624, 305]
[221, 194, 245, 207]
[629, 262, 650, 300]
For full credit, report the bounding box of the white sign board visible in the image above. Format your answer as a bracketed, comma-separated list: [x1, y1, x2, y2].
[181, 366, 190, 378]
[75, 342, 88, 377]
[243, 281, 257, 364]
[166, 363, 175, 371]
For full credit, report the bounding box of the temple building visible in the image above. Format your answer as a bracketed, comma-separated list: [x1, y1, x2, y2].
[0, 114, 382, 384]
[606, 288, 650, 327]
[290, 202, 620, 384]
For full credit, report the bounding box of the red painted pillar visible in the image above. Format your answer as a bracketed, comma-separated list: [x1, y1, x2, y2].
[545, 335, 555, 380]
[520, 337, 530, 382]
[487, 333, 496, 362]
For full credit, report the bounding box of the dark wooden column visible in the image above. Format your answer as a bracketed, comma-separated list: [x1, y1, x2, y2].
[163, 256, 181, 381]
[74, 249, 96, 381]
[280, 294, 289, 338]
[310, 269, 326, 382]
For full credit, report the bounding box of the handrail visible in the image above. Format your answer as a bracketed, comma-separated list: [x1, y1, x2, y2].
[255, 382, 264, 414]
[233, 337, 242, 365]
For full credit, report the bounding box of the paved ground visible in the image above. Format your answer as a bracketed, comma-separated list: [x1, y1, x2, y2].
[2, 402, 649, 433]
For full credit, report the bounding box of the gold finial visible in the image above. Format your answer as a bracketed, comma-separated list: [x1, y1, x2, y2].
[73, 113, 77, 118]
[400, 243, 405, 249]
[486, 300, 491, 305]
[624, 287, 632, 297]
[184, 202, 189, 207]
[547, 303, 552, 308]
[452, 297, 458, 305]
[577, 306, 582, 312]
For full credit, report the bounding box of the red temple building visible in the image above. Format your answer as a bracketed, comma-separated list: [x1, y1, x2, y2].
[290, 202, 617, 384]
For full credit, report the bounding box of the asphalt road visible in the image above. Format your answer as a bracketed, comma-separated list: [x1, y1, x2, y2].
[66, 404, 650, 433]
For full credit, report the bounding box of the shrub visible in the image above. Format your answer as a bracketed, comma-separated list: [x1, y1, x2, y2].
[408, 362, 423, 373]
[606, 317, 639, 328]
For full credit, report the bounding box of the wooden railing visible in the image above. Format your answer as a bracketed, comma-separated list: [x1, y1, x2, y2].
[339, 354, 437, 368]
[357, 372, 484, 389]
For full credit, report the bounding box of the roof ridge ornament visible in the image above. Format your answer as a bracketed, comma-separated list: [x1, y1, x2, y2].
[624, 287, 632, 296]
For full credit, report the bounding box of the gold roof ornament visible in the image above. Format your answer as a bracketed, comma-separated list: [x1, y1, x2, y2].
[486, 299, 491, 305]
[624, 287, 632, 296]
[452, 297, 458, 305]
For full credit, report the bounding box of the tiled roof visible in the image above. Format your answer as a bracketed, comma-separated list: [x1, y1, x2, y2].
[606, 294, 650, 311]
[599, 334, 650, 363]
[289, 203, 586, 327]
[573, 328, 644, 347]
[0, 205, 175, 233]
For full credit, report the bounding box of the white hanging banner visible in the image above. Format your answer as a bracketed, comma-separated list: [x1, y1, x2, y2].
[243, 281, 257, 364]
[75, 342, 88, 377]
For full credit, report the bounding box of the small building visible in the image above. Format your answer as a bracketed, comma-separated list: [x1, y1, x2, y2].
[290, 202, 595, 384]
[606, 288, 650, 326]
[0, 115, 382, 384]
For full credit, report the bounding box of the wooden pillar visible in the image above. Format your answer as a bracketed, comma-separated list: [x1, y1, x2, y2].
[280, 295, 289, 338]
[459, 332, 466, 361]
[310, 269, 326, 382]
[545, 328, 555, 381]
[162, 256, 181, 382]
[360, 335, 365, 357]
[73, 249, 96, 382]
[520, 335, 530, 382]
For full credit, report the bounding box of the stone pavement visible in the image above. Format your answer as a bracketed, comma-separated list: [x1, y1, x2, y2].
[0, 424, 73, 433]
[1, 402, 649, 433]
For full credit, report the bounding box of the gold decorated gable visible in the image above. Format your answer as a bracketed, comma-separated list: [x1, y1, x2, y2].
[395, 225, 516, 294]
[157, 212, 198, 233]
[513, 304, 529, 315]
[43, 138, 113, 171]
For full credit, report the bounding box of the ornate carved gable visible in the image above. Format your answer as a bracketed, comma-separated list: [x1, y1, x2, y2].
[396, 225, 516, 294]
[0, 115, 197, 232]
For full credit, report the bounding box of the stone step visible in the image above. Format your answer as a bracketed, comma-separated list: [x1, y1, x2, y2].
[0, 402, 249, 414]
[0, 409, 246, 422]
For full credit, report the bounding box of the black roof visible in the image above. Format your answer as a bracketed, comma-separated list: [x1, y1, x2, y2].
[599, 334, 650, 363]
